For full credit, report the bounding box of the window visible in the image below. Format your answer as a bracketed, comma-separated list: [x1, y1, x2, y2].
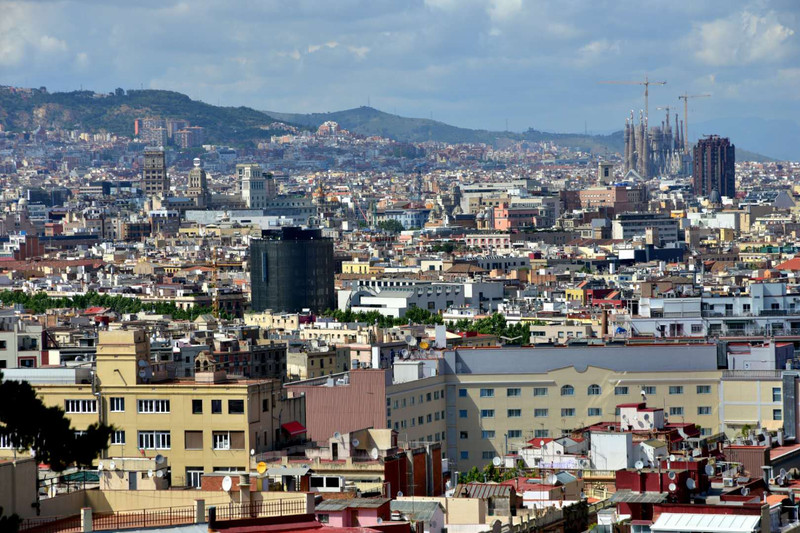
[426, 414, 432, 423]
[460, 451, 469, 460]
[110, 397, 125, 412]
[774, 409, 783, 421]
[642, 386, 656, 395]
[418, 416, 424, 425]
[228, 400, 244, 414]
[669, 407, 684, 416]
[111, 430, 126, 445]
[507, 388, 521, 397]
[698, 406, 711, 415]
[534, 429, 549, 438]
[212, 431, 245, 450]
[480, 388, 495, 398]
[137, 400, 170, 413]
[185, 431, 203, 450]
[482, 430, 496, 439]
[192, 399, 203, 414]
[186, 468, 203, 489]
[507, 409, 522, 418]
[480, 409, 495, 418]
[561, 385, 574, 396]
[700, 428, 712, 436]
[211, 400, 222, 414]
[459, 388, 467, 397]
[587, 384, 601, 396]
[614, 386, 628, 395]
[0, 434, 12, 449]
[697, 385, 711, 394]
[508, 430, 522, 438]
[426, 393, 432, 402]
[691, 324, 703, 334]
[773, 388, 782, 402]
[669, 386, 684, 395]
[318, 514, 330, 524]
[262, 398, 270, 412]
[561, 408, 575, 417]
[482, 451, 497, 460]
[65, 399, 97, 413]
[460, 432, 468, 440]
[534, 408, 548, 417]
[459, 409, 468, 418]
[138, 431, 171, 450]
[588, 408, 602, 416]
[533, 387, 548, 397]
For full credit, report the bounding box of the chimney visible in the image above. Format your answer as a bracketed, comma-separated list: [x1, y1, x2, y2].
[778, 429, 785, 446]
[762, 466, 772, 486]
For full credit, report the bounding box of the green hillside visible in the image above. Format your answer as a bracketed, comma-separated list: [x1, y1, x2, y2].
[0, 88, 294, 144]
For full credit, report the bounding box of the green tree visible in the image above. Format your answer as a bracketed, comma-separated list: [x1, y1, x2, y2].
[0, 371, 113, 472]
[377, 219, 405, 233]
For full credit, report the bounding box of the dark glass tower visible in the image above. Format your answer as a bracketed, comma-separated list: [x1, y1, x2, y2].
[692, 135, 735, 198]
[250, 227, 335, 313]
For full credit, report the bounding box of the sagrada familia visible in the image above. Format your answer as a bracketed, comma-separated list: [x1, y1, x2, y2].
[623, 109, 689, 179]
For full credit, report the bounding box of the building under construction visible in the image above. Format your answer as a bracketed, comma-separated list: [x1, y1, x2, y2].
[623, 109, 688, 179]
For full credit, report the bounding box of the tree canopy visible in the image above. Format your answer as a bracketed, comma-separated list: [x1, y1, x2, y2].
[0, 371, 113, 471]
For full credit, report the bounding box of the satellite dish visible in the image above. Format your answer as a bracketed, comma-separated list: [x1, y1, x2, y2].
[370, 448, 379, 460]
[686, 478, 696, 490]
[742, 487, 750, 496]
[138, 359, 148, 367]
[492, 457, 502, 467]
[669, 454, 676, 462]
[97, 462, 104, 471]
[148, 470, 154, 478]
[668, 483, 677, 492]
[668, 471, 676, 480]
[138, 369, 147, 378]
[547, 473, 558, 485]
[156, 470, 164, 478]
[154, 454, 165, 464]
[643, 413, 650, 421]
[419, 340, 430, 350]
[397, 491, 403, 497]
[250, 449, 256, 456]
[400, 349, 409, 359]
[377, 518, 383, 524]
[333, 432, 342, 441]
[351, 438, 360, 448]
[404, 335, 417, 347]
[781, 468, 788, 477]
[705, 465, 714, 476]
[109, 461, 116, 470]
[257, 462, 268, 475]
[222, 476, 233, 492]
[539, 440, 546, 447]
[634, 461, 644, 471]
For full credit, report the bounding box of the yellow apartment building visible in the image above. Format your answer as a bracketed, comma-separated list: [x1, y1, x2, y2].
[719, 369, 785, 437]
[0, 329, 304, 488]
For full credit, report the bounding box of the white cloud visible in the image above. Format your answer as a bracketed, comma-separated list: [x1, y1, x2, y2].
[0, 3, 68, 66]
[692, 9, 796, 66]
[488, 0, 522, 22]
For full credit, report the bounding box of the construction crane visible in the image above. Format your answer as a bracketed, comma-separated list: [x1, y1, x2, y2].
[599, 75, 667, 123]
[677, 93, 711, 152]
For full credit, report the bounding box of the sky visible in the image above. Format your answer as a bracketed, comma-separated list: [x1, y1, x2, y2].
[1, 0, 799, 135]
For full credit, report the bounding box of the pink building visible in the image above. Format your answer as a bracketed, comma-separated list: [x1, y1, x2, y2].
[315, 498, 391, 528]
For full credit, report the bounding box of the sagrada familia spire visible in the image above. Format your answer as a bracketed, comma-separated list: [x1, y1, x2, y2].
[624, 108, 687, 179]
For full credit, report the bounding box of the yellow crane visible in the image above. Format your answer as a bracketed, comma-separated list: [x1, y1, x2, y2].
[677, 93, 711, 151]
[599, 75, 666, 123]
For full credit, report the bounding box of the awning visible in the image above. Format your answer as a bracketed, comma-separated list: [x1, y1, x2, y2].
[651, 513, 761, 533]
[281, 421, 307, 437]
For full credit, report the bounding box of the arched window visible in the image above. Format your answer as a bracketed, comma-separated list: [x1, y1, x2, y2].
[561, 385, 574, 396]
[588, 384, 601, 396]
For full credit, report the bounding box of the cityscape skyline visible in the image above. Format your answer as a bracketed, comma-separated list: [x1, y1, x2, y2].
[2, 0, 798, 136]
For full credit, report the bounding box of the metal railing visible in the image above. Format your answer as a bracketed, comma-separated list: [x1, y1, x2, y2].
[211, 499, 307, 522]
[19, 515, 81, 533]
[93, 507, 196, 531]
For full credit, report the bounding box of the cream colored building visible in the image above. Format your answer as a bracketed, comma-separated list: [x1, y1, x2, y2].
[0, 330, 305, 488]
[719, 369, 785, 436]
[287, 346, 349, 381]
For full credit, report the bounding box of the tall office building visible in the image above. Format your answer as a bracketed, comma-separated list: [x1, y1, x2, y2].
[142, 149, 169, 197]
[250, 227, 335, 313]
[693, 135, 735, 198]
